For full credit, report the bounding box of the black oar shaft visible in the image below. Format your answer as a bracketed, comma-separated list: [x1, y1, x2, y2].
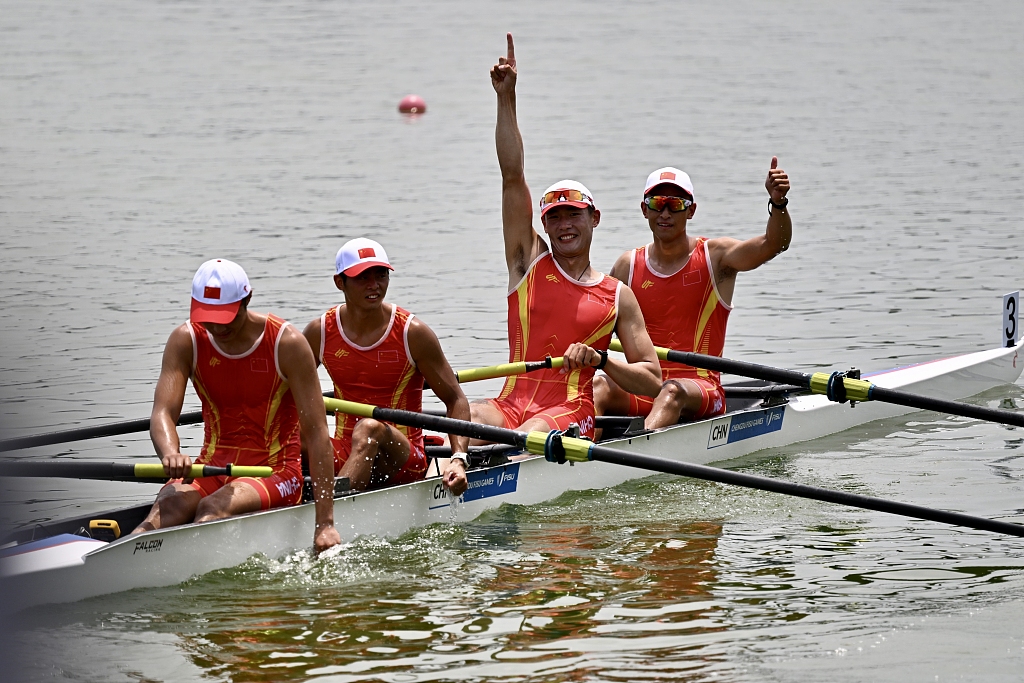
[0, 461, 137, 480]
[0, 412, 204, 453]
[339, 401, 527, 449]
[589, 446, 1024, 538]
[323, 399, 1024, 540]
[659, 348, 1024, 429]
[869, 385, 1024, 428]
[663, 348, 812, 387]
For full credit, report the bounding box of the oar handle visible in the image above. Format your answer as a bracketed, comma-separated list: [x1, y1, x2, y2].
[456, 356, 563, 383]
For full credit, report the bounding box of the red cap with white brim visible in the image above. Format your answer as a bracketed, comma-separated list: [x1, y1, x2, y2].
[190, 259, 252, 325]
[335, 238, 394, 277]
[644, 167, 694, 199]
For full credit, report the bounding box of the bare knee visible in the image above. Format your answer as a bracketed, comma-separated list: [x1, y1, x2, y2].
[593, 375, 611, 409]
[352, 418, 388, 443]
[659, 381, 688, 408]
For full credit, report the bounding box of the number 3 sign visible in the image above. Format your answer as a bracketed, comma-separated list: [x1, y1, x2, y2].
[1005, 291, 1020, 348]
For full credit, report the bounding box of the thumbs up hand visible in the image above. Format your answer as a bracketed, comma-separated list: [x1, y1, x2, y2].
[765, 156, 790, 203]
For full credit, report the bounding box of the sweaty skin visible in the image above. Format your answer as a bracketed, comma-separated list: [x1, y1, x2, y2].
[135, 298, 340, 553]
[467, 33, 662, 440]
[303, 266, 472, 497]
[595, 161, 792, 429]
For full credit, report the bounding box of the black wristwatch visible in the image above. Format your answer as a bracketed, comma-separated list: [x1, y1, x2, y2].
[768, 196, 789, 215]
[595, 349, 609, 370]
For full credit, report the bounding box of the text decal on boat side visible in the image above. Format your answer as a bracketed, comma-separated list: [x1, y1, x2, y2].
[133, 539, 163, 555]
[430, 463, 520, 509]
[707, 406, 786, 449]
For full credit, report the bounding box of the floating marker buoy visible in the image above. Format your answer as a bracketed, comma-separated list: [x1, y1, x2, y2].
[398, 94, 426, 114]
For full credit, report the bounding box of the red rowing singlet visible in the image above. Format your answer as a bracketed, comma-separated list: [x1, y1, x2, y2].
[496, 252, 620, 422]
[628, 238, 731, 385]
[189, 314, 300, 469]
[319, 304, 424, 454]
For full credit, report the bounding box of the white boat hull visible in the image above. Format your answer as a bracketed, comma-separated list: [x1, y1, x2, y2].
[1, 341, 1020, 615]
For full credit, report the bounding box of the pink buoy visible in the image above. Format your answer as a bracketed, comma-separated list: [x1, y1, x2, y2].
[398, 94, 427, 114]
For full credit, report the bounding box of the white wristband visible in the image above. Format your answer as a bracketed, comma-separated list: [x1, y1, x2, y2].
[450, 452, 469, 466]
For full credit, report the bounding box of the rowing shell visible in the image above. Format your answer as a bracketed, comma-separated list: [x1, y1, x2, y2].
[1, 341, 1020, 615]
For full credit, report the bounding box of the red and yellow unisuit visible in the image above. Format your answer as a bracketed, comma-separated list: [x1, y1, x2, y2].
[319, 304, 427, 485]
[489, 252, 620, 438]
[626, 238, 730, 419]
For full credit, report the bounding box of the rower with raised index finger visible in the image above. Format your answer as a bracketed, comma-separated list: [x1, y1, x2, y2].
[303, 238, 472, 496]
[594, 161, 792, 429]
[455, 33, 662, 454]
[132, 259, 341, 553]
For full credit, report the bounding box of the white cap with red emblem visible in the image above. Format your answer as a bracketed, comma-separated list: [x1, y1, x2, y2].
[190, 259, 252, 325]
[539, 180, 596, 217]
[335, 238, 395, 276]
[643, 167, 694, 199]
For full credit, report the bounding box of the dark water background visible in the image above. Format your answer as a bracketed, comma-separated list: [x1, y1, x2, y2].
[1, 1, 1023, 680]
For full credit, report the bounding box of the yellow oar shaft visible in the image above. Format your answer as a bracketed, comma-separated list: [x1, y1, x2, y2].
[455, 356, 563, 383]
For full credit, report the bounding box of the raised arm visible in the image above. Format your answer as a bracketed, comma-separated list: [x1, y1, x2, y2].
[151, 324, 195, 480]
[708, 157, 792, 302]
[277, 325, 340, 553]
[492, 32, 547, 289]
[406, 319, 472, 497]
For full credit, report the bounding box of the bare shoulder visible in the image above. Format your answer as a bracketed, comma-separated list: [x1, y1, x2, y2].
[277, 323, 317, 365]
[609, 250, 633, 282]
[165, 323, 194, 355]
[406, 315, 443, 355]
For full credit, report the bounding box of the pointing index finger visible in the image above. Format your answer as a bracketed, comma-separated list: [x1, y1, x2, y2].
[507, 32, 516, 65]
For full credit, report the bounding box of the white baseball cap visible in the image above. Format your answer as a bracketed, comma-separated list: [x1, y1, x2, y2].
[335, 238, 394, 277]
[644, 167, 694, 199]
[190, 259, 252, 324]
[539, 180, 596, 217]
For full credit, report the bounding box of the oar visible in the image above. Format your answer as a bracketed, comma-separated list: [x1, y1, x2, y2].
[610, 340, 1024, 429]
[0, 358, 563, 453]
[456, 356, 562, 383]
[323, 397, 1024, 539]
[0, 461, 272, 482]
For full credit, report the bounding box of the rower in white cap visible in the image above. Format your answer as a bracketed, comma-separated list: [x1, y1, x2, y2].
[464, 34, 662, 446]
[303, 238, 472, 496]
[133, 259, 341, 553]
[595, 162, 792, 429]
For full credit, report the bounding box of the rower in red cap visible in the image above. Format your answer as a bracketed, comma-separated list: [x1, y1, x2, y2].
[133, 259, 341, 553]
[303, 239, 472, 496]
[464, 34, 662, 446]
[595, 162, 792, 429]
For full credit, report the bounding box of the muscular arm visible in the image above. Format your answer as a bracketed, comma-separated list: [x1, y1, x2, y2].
[493, 33, 547, 289]
[150, 324, 194, 480]
[609, 251, 632, 284]
[277, 326, 340, 553]
[407, 319, 471, 496]
[604, 286, 662, 397]
[301, 316, 323, 368]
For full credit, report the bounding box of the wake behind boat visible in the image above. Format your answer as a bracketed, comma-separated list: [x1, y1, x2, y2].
[1, 339, 1020, 616]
